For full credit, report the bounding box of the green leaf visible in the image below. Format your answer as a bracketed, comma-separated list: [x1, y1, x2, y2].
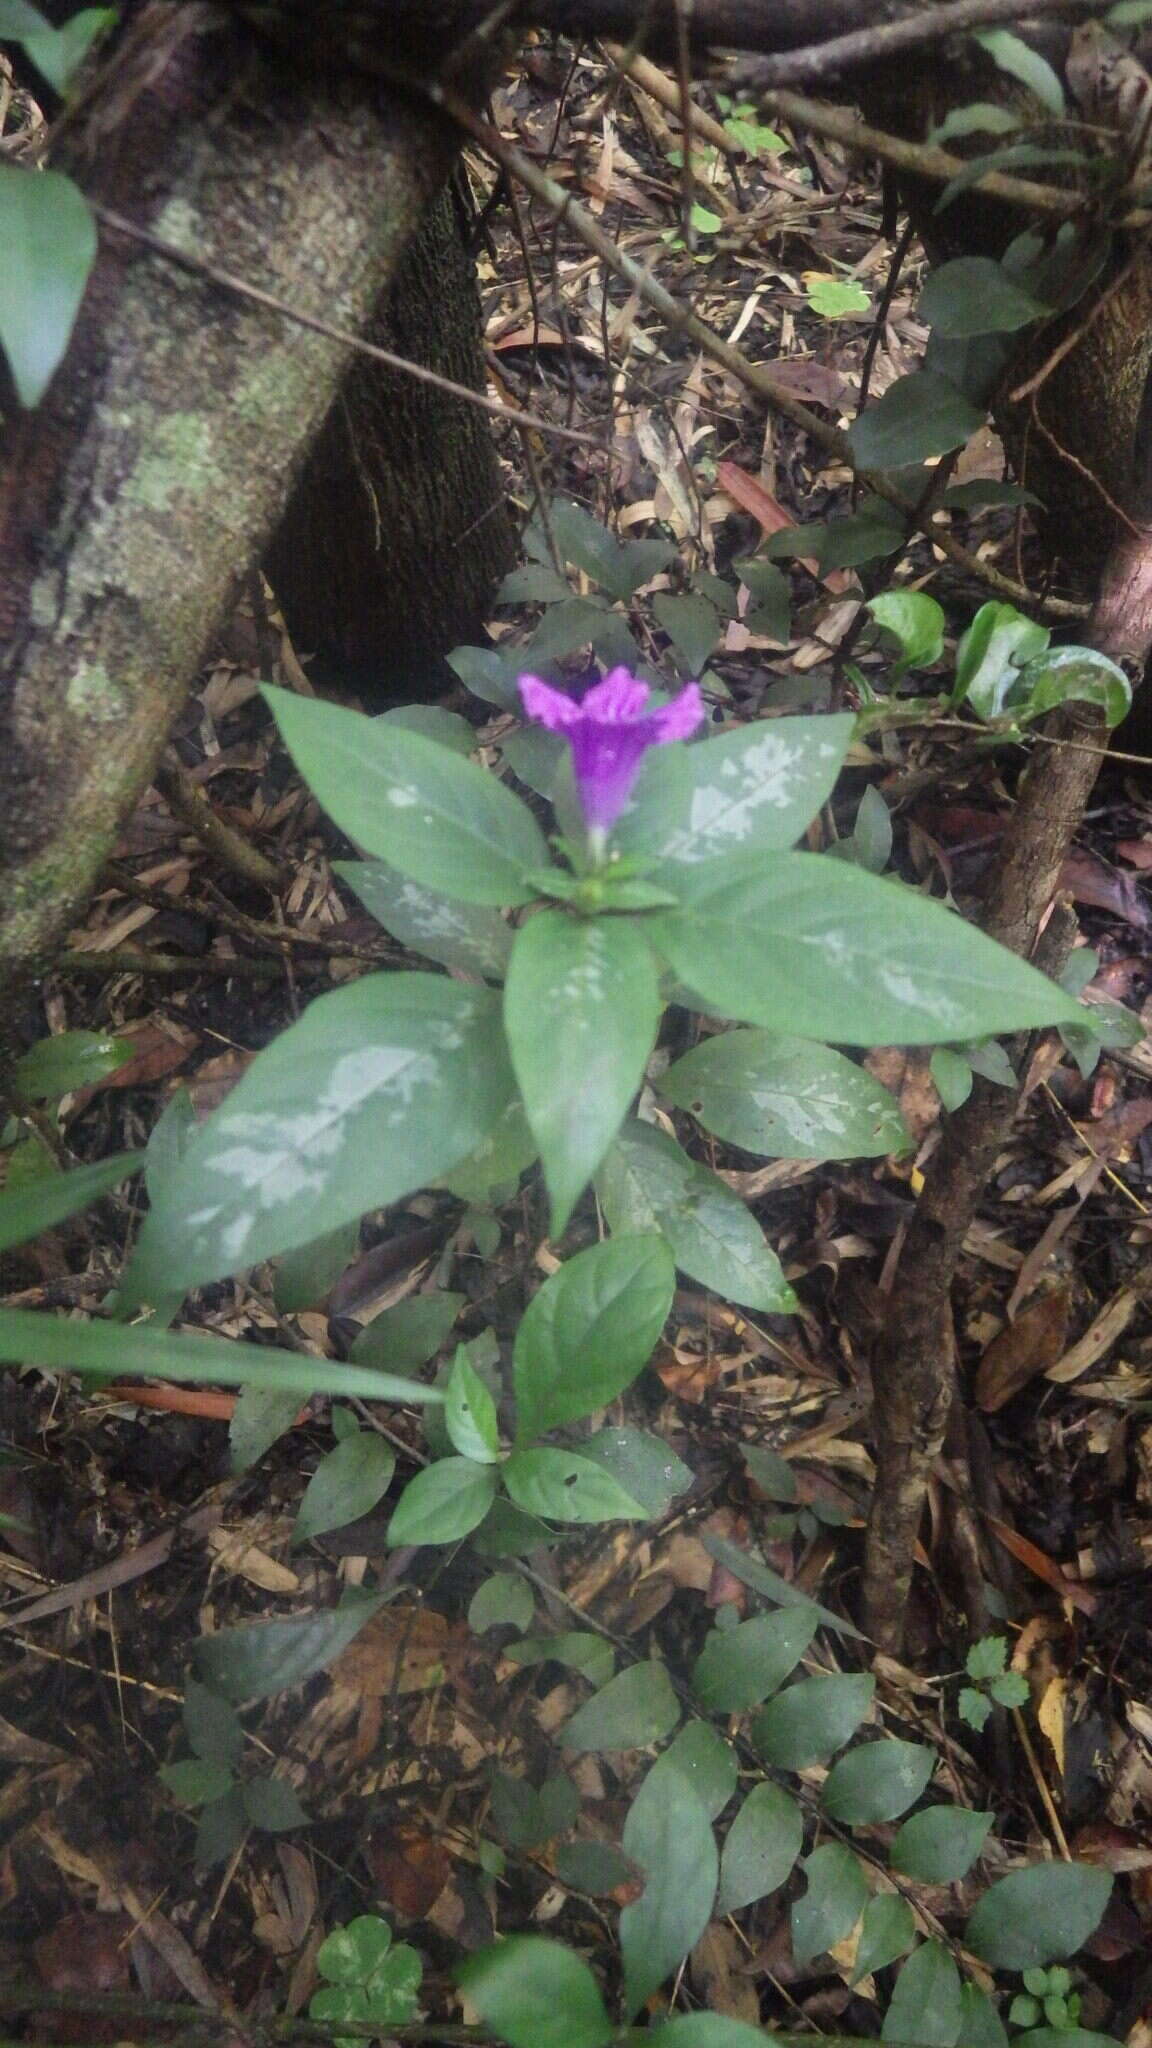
[620, 1767, 718, 2016]
[975, 28, 1065, 113]
[561, 1659, 681, 1753]
[580, 1426, 692, 1518]
[502, 1447, 646, 1524]
[122, 975, 515, 1296]
[445, 1347, 501, 1463]
[350, 1292, 465, 1374]
[955, 602, 1050, 718]
[194, 1788, 247, 1869]
[931, 102, 1023, 143]
[229, 1386, 304, 1473]
[183, 1679, 244, 1768]
[647, 854, 1080, 1045]
[920, 257, 1047, 337]
[15, 6, 112, 92]
[505, 911, 661, 1233]
[852, 1893, 917, 1983]
[645, 1720, 739, 1821]
[441, 1099, 539, 1203]
[316, 1914, 393, 1985]
[990, 1671, 1030, 1708]
[160, 1758, 235, 1807]
[505, 1632, 616, 1687]
[512, 1235, 674, 1440]
[265, 684, 548, 906]
[447, 642, 521, 712]
[0, 165, 96, 407]
[806, 276, 870, 318]
[274, 1221, 360, 1314]
[931, 1048, 974, 1111]
[0, 1151, 140, 1254]
[717, 1781, 804, 1914]
[653, 592, 720, 674]
[693, 1605, 819, 1714]
[791, 1843, 868, 1967]
[503, 725, 566, 801]
[957, 1983, 1010, 2048]
[752, 1672, 875, 1768]
[848, 369, 984, 468]
[459, 1936, 614, 2048]
[337, 861, 514, 979]
[735, 557, 792, 643]
[548, 497, 675, 602]
[742, 1444, 798, 1502]
[196, 1589, 384, 1701]
[891, 1805, 993, 1882]
[1018, 646, 1132, 728]
[867, 591, 946, 673]
[822, 1737, 935, 1824]
[652, 2023, 779, 2048]
[14, 1030, 132, 1102]
[468, 1573, 535, 1634]
[1012, 2033, 1121, 2048]
[490, 1769, 580, 1850]
[293, 1431, 397, 1546]
[387, 1457, 499, 1546]
[472, 1497, 558, 1559]
[379, 703, 476, 752]
[883, 1941, 964, 2046]
[554, 1839, 635, 1894]
[661, 1029, 907, 1160]
[0, 1308, 440, 1407]
[612, 714, 855, 879]
[242, 1775, 309, 1832]
[965, 1863, 1112, 1970]
[598, 1120, 797, 1314]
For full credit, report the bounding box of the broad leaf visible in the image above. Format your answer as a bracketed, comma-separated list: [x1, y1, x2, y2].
[0, 1309, 438, 1405]
[229, 1387, 306, 1473]
[867, 591, 946, 674]
[822, 1737, 935, 1824]
[852, 1894, 916, 1985]
[612, 714, 855, 878]
[274, 1221, 360, 1314]
[506, 1633, 615, 1687]
[975, 27, 1065, 113]
[265, 684, 548, 905]
[502, 1448, 646, 1524]
[660, 1029, 907, 1159]
[958, 1984, 1010, 2048]
[183, 1678, 243, 1768]
[717, 1781, 804, 1914]
[954, 601, 1050, 717]
[0, 164, 96, 406]
[580, 1426, 692, 1518]
[293, 1431, 396, 1546]
[652, 2021, 776, 2048]
[338, 860, 513, 979]
[504, 910, 660, 1233]
[0, 1151, 139, 1253]
[753, 1672, 875, 1768]
[15, 1029, 132, 1101]
[459, 1936, 614, 2048]
[562, 1660, 681, 1753]
[242, 1776, 309, 1832]
[693, 1606, 819, 1714]
[1019, 646, 1132, 728]
[547, 497, 675, 601]
[646, 1721, 739, 1822]
[350, 1292, 465, 1373]
[196, 1589, 384, 1700]
[791, 1843, 868, 1967]
[891, 1805, 993, 1883]
[848, 369, 984, 468]
[620, 1767, 717, 2016]
[513, 1235, 675, 1440]
[445, 1347, 501, 1463]
[468, 1573, 536, 1634]
[647, 854, 1079, 1044]
[920, 256, 1046, 337]
[653, 592, 720, 673]
[704, 1531, 865, 1639]
[883, 1941, 963, 2046]
[387, 1457, 498, 1546]
[598, 1120, 797, 1313]
[965, 1863, 1112, 1970]
[122, 975, 515, 1296]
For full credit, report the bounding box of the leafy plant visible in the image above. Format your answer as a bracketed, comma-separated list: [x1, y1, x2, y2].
[310, 1916, 422, 2048]
[959, 1634, 1031, 1731]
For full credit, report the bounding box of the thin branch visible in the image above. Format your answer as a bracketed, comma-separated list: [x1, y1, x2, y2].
[732, 0, 1116, 90]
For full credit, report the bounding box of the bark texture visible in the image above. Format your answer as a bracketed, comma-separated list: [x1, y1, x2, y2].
[266, 184, 514, 699]
[0, 2, 465, 1005]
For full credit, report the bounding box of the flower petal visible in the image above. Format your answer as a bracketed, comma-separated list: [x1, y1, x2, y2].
[518, 674, 582, 729]
[581, 668, 652, 722]
[650, 681, 705, 744]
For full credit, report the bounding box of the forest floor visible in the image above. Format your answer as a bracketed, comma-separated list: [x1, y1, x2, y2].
[4, 33, 1152, 2048]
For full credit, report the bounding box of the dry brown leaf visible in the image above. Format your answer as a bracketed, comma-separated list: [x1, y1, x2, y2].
[975, 1286, 1072, 1412]
[367, 1820, 452, 1919]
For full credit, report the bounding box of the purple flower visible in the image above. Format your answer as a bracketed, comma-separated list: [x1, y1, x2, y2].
[519, 666, 704, 853]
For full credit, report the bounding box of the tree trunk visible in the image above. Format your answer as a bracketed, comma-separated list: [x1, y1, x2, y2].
[266, 182, 514, 700]
[0, 2, 477, 1016]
